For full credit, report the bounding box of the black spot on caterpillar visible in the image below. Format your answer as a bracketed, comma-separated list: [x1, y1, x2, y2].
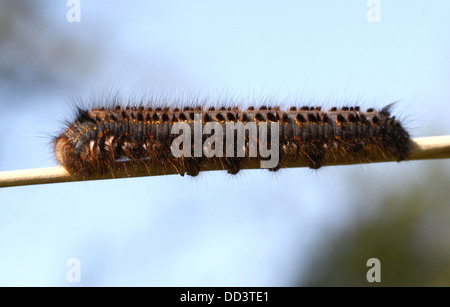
[54, 103, 411, 178]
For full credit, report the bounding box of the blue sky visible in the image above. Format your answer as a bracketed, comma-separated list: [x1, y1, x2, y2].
[0, 0, 449, 286]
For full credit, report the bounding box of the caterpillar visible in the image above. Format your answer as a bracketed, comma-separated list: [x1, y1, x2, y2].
[54, 103, 411, 178]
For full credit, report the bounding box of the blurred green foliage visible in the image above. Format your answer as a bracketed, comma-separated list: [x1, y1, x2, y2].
[300, 162, 450, 286]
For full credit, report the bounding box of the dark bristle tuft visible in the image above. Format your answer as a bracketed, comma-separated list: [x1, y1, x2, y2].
[296, 114, 306, 123]
[348, 114, 356, 123]
[381, 103, 395, 116]
[179, 113, 187, 121]
[75, 108, 94, 123]
[337, 114, 346, 123]
[255, 113, 265, 121]
[216, 113, 225, 121]
[266, 113, 276, 121]
[226, 112, 236, 121]
[121, 111, 128, 120]
[307, 113, 318, 123]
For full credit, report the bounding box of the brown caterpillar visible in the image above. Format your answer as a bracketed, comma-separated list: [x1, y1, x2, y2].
[54, 104, 411, 178]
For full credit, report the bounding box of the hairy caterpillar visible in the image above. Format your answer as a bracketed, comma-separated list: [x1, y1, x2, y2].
[54, 103, 411, 178]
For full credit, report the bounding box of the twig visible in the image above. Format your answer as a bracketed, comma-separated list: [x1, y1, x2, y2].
[1, 136, 449, 188]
